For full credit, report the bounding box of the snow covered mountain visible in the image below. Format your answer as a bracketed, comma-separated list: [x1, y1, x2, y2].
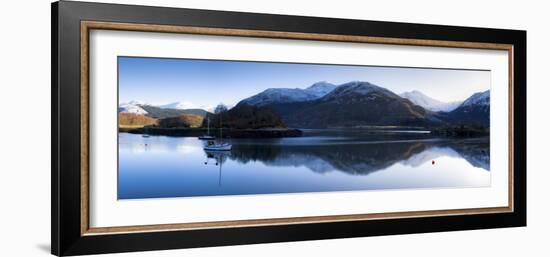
[118, 101, 148, 115]
[459, 90, 490, 107]
[305, 81, 337, 98]
[399, 90, 461, 112]
[119, 100, 211, 119]
[239, 88, 315, 106]
[447, 90, 490, 127]
[283, 81, 430, 128]
[238, 81, 336, 106]
[321, 81, 397, 102]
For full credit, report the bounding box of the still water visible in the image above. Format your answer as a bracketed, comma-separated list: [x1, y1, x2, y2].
[118, 130, 490, 199]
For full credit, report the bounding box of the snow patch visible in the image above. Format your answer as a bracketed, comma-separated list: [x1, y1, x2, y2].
[118, 101, 148, 115]
[240, 81, 336, 106]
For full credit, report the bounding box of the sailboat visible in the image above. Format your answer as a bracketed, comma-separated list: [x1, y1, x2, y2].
[198, 117, 215, 140]
[204, 140, 232, 151]
[203, 112, 232, 151]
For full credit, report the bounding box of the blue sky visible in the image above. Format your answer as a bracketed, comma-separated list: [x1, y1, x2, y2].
[119, 56, 490, 109]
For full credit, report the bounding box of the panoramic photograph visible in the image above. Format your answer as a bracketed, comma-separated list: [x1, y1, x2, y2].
[117, 56, 491, 200]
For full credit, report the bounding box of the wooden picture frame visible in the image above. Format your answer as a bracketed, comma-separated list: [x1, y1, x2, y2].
[52, 1, 526, 256]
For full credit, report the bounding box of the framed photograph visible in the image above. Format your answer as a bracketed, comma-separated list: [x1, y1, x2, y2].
[52, 1, 526, 256]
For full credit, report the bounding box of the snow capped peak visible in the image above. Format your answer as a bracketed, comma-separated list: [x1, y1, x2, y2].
[399, 90, 461, 112]
[326, 81, 389, 97]
[342, 81, 377, 90]
[240, 82, 337, 106]
[305, 81, 336, 97]
[318, 81, 400, 104]
[241, 88, 316, 106]
[460, 90, 490, 107]
[119, 101, 148, 115]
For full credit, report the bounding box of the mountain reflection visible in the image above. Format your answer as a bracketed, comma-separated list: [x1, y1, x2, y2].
[448, 142, 490, 170]
[119, 133, 491, 199]
[223, 138, 489, 175]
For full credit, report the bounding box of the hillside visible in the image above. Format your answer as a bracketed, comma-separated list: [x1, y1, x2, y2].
[236, 81, 490, 130]
[158, 114, 204, 128]
[445, 90, 490, 127]
[205, 104, 287, 129]
[280, 81, 433, 128]
[139, 105, 208, 119]
[118, 113, 158, 128]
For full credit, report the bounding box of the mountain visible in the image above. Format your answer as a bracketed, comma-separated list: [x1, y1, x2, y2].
[460, 90, 490, 107]
[446, 90, 490, 127]
[139, 105, 209, 119]
[399, 90, 461, 112]
[118, 101, 148, 115]
[281, 81, 432, 128]
[238, 81, 336, 106]
[121, 82, 489, 131]
[118, 101, 210, 119]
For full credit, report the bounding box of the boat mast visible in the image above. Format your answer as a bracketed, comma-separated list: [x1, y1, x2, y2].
[218, 156, 222, 186]
[207, 117, 210, 136]
[219, 112, 222, 140]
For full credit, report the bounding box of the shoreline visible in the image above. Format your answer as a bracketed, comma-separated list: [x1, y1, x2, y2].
[119, 127, 303, 138]
[119, 126, 489, 140]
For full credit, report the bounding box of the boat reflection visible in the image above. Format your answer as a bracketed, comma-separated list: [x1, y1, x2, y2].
[203, 150, 231, 186]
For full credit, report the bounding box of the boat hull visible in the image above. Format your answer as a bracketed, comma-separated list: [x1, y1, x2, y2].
[198, 136, 215, 140]
[203, 144, 232, 151]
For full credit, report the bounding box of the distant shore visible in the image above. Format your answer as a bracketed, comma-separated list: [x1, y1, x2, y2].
[119, 124, 488, 139]
[119, 127, 303, 138]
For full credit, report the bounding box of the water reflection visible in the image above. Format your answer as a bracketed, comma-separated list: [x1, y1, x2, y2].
[229, 139, 489, 175]
[118, 133, 490, 199]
